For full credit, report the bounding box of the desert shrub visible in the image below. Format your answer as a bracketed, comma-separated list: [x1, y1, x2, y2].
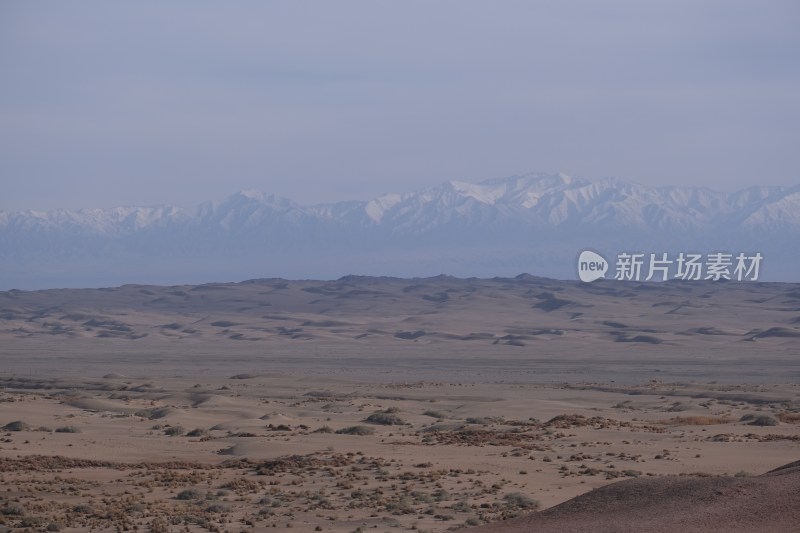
[126, 503, 146, 514]
[55, 426, 80, 433]
[304, 391, 336, 398]
[411, 491, 434, 504]
[176, 488, 202, 500]
[149, 517, 169, 533]
[423, 410, 445, 419]
[2, 420, 30, 432]
[385, 496, 415, 514]
[258, 496, 281, 507]
[503, 492, 540, 510]
[746, 415, 779, 426]
[433, 489, 451, 502]
[19, 516, 45, 528]
[452, 500, 471, 512]
[220, 477, 261, 492]
[365, 411, 406, 425]
[313, 425, 333, 433]
[663, 416, 731, 426]
[186, 428, 206, 437]
[163, 425, 185, 436]
[205, 502, 232, 513]
[1, 502, 25, 515]
[72, 504, 93, 514]
[335, 425, 375, 436]
[465, 417, 489, 425]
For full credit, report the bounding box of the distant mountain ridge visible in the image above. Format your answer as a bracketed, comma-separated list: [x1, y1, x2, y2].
[2, 173, 799, 288]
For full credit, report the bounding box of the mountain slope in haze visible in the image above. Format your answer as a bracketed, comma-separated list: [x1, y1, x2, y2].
[1, 173, 798, 288]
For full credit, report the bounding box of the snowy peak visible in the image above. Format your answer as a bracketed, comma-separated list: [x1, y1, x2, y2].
[2, 172, 799, 287]
[365, 194, 404, 223]
[3, 173, 798, 236]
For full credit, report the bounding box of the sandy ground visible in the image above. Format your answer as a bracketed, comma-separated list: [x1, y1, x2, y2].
[0, 276, 798, 532]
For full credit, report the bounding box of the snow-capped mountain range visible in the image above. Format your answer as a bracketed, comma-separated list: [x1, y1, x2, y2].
[2, 173, 799, 288]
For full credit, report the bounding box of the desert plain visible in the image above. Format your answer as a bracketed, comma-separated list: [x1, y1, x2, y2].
[0, 275, 798, 532]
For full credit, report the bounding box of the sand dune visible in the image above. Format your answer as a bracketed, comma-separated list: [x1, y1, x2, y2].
[464, 461, 800, 533]
[1, 276, 799, 383]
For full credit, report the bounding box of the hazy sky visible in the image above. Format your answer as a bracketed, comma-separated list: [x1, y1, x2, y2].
[1, 1, 799, 211]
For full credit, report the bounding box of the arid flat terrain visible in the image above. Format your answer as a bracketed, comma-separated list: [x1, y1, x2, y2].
[0, 276, 798, 532]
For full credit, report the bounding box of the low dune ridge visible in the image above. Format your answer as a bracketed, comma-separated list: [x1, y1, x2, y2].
[2, 276, 799, 384]
[463, 461, 800, 533]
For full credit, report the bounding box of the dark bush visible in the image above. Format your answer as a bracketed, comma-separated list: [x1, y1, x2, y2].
[164, 425, 185, 436]
[205, 503, 232, 513]
[365, 411, 406, 425]
[747, 415, 779, 426]
[176, 488, 203, 500]
[1, 502, 25, 516]
[335, 425, 375, 436]
[503, 492, 540, 510]
[2, 421, 30, 432]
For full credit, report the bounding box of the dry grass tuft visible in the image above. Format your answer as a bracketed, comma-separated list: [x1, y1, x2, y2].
[365, 410, 406, 425]
[662, 416, 732, 426]
[777, 412, 800, 424]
